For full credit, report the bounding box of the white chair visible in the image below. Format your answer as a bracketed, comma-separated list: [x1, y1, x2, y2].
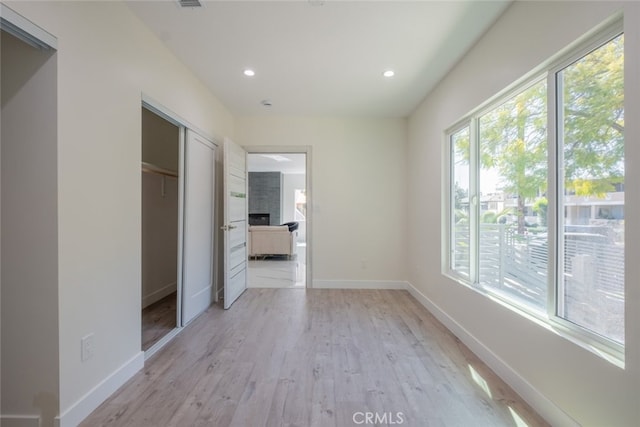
[248, 225, 297, 258]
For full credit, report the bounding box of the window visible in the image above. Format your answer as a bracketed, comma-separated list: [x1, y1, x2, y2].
[445, 24, 624, 354]
[556, 34, 624, 344]
[478, 80, 548, 312]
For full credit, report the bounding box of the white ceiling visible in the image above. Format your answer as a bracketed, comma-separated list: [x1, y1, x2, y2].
[248, 153, 306, 174]
[128, 0, 511, 117]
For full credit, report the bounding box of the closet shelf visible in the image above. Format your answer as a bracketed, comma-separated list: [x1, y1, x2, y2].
[142, 162, 178, 178]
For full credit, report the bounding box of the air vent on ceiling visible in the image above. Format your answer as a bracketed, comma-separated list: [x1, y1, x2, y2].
[178, 0, 202, 8]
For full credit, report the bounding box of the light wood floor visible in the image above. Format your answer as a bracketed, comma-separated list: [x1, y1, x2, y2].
[83, 289, 548, 427]
[141, 292, 177, 351]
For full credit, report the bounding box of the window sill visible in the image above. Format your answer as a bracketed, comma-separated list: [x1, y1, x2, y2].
[443, 271, 625, 369]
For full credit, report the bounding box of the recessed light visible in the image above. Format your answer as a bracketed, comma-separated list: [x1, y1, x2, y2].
[243, 69, 256, 77]
[383, 70, 395, 78]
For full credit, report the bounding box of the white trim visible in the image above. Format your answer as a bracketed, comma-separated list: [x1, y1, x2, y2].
[548, 16, 623, 77]
[142, 281, 177, 309]
[177, 126, 185, 324]
[547, 66, 559, 322]
[469, 117, 479, 285]
[141, 96, 218, 146]
[0, 3, 57, 50]
[56, 352, 144, 427]
[0, 415, 40, 427]
[442, 129, 452, 275]
[405, 281, 579, 427]
[312, 280, 408, 290]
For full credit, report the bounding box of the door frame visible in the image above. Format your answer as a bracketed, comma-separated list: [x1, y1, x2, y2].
[244, 145, 313, 289]
[1, 3, 57, 49]
[141, 96, 220, 358]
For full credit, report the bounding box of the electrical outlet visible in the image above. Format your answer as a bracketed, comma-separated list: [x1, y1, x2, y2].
[81, 333, 94, 362]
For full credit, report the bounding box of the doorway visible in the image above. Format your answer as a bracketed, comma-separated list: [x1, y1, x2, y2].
[141, 107, 179, 351]
[140, 101, 219, 355]
[1, 19, 59, 423]
[246, 150, 310, 288]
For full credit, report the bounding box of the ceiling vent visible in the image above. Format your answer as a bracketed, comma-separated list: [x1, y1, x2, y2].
[178, 0, 202, 8]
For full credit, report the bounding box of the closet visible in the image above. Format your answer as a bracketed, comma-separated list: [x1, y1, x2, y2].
[141, 107, 179, 351]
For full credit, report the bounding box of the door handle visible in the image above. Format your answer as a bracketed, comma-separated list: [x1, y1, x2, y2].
[220, 224, 238, 231]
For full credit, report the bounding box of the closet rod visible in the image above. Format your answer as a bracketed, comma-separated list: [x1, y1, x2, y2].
[142, 162, 178, 178]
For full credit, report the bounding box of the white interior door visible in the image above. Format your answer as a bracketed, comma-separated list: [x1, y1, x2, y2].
[223, 138, 248, 309]
[181, 130, 216, 325]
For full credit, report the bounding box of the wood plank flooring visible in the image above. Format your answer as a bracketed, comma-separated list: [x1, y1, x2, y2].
[141, 292, 177, 351]
[83, 289, 549, 427]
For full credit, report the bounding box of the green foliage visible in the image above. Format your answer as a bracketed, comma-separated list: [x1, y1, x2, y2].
[453, 128, 470, 162]
[481, 208, 513, 224]
[532, 197, 548, 226]
[563, 34, 624, 194]
[479, 81, 547, 232]
[454, 34, 624, 232]
[481, 211, 497, 224]
[455, 209, 469, 224]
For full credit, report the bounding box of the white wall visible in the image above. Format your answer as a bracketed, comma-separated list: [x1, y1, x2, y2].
[282, 173, 305, 224]
[1, 30, 59, 424]
[4, 1, 234, 424]
[282, 173, 306, 242]
[237, 117, 407, 284]
[141, 172, 178, 308]
[408, 1, 640, 425]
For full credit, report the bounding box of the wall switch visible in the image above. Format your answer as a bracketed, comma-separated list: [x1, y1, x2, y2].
[81, 333, 95, 362]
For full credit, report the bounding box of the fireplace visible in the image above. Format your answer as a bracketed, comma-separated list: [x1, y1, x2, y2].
[249, 213, 270, 226]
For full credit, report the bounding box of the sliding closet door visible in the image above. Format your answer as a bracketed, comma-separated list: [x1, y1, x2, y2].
[181, 129, 216, 325]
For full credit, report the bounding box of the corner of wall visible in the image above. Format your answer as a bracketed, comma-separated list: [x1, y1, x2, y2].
[57, 352, 144, 427]
[312, 280, 409, 290]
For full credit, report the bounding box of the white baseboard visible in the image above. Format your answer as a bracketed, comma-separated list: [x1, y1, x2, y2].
[0, 415, 40, 427]
[142, 281, 177, 309]
[27, 281, 573, 427]
[312, 279, 408, 290]
[405, 282, 578, 427]
[56, 351, 144, 427]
